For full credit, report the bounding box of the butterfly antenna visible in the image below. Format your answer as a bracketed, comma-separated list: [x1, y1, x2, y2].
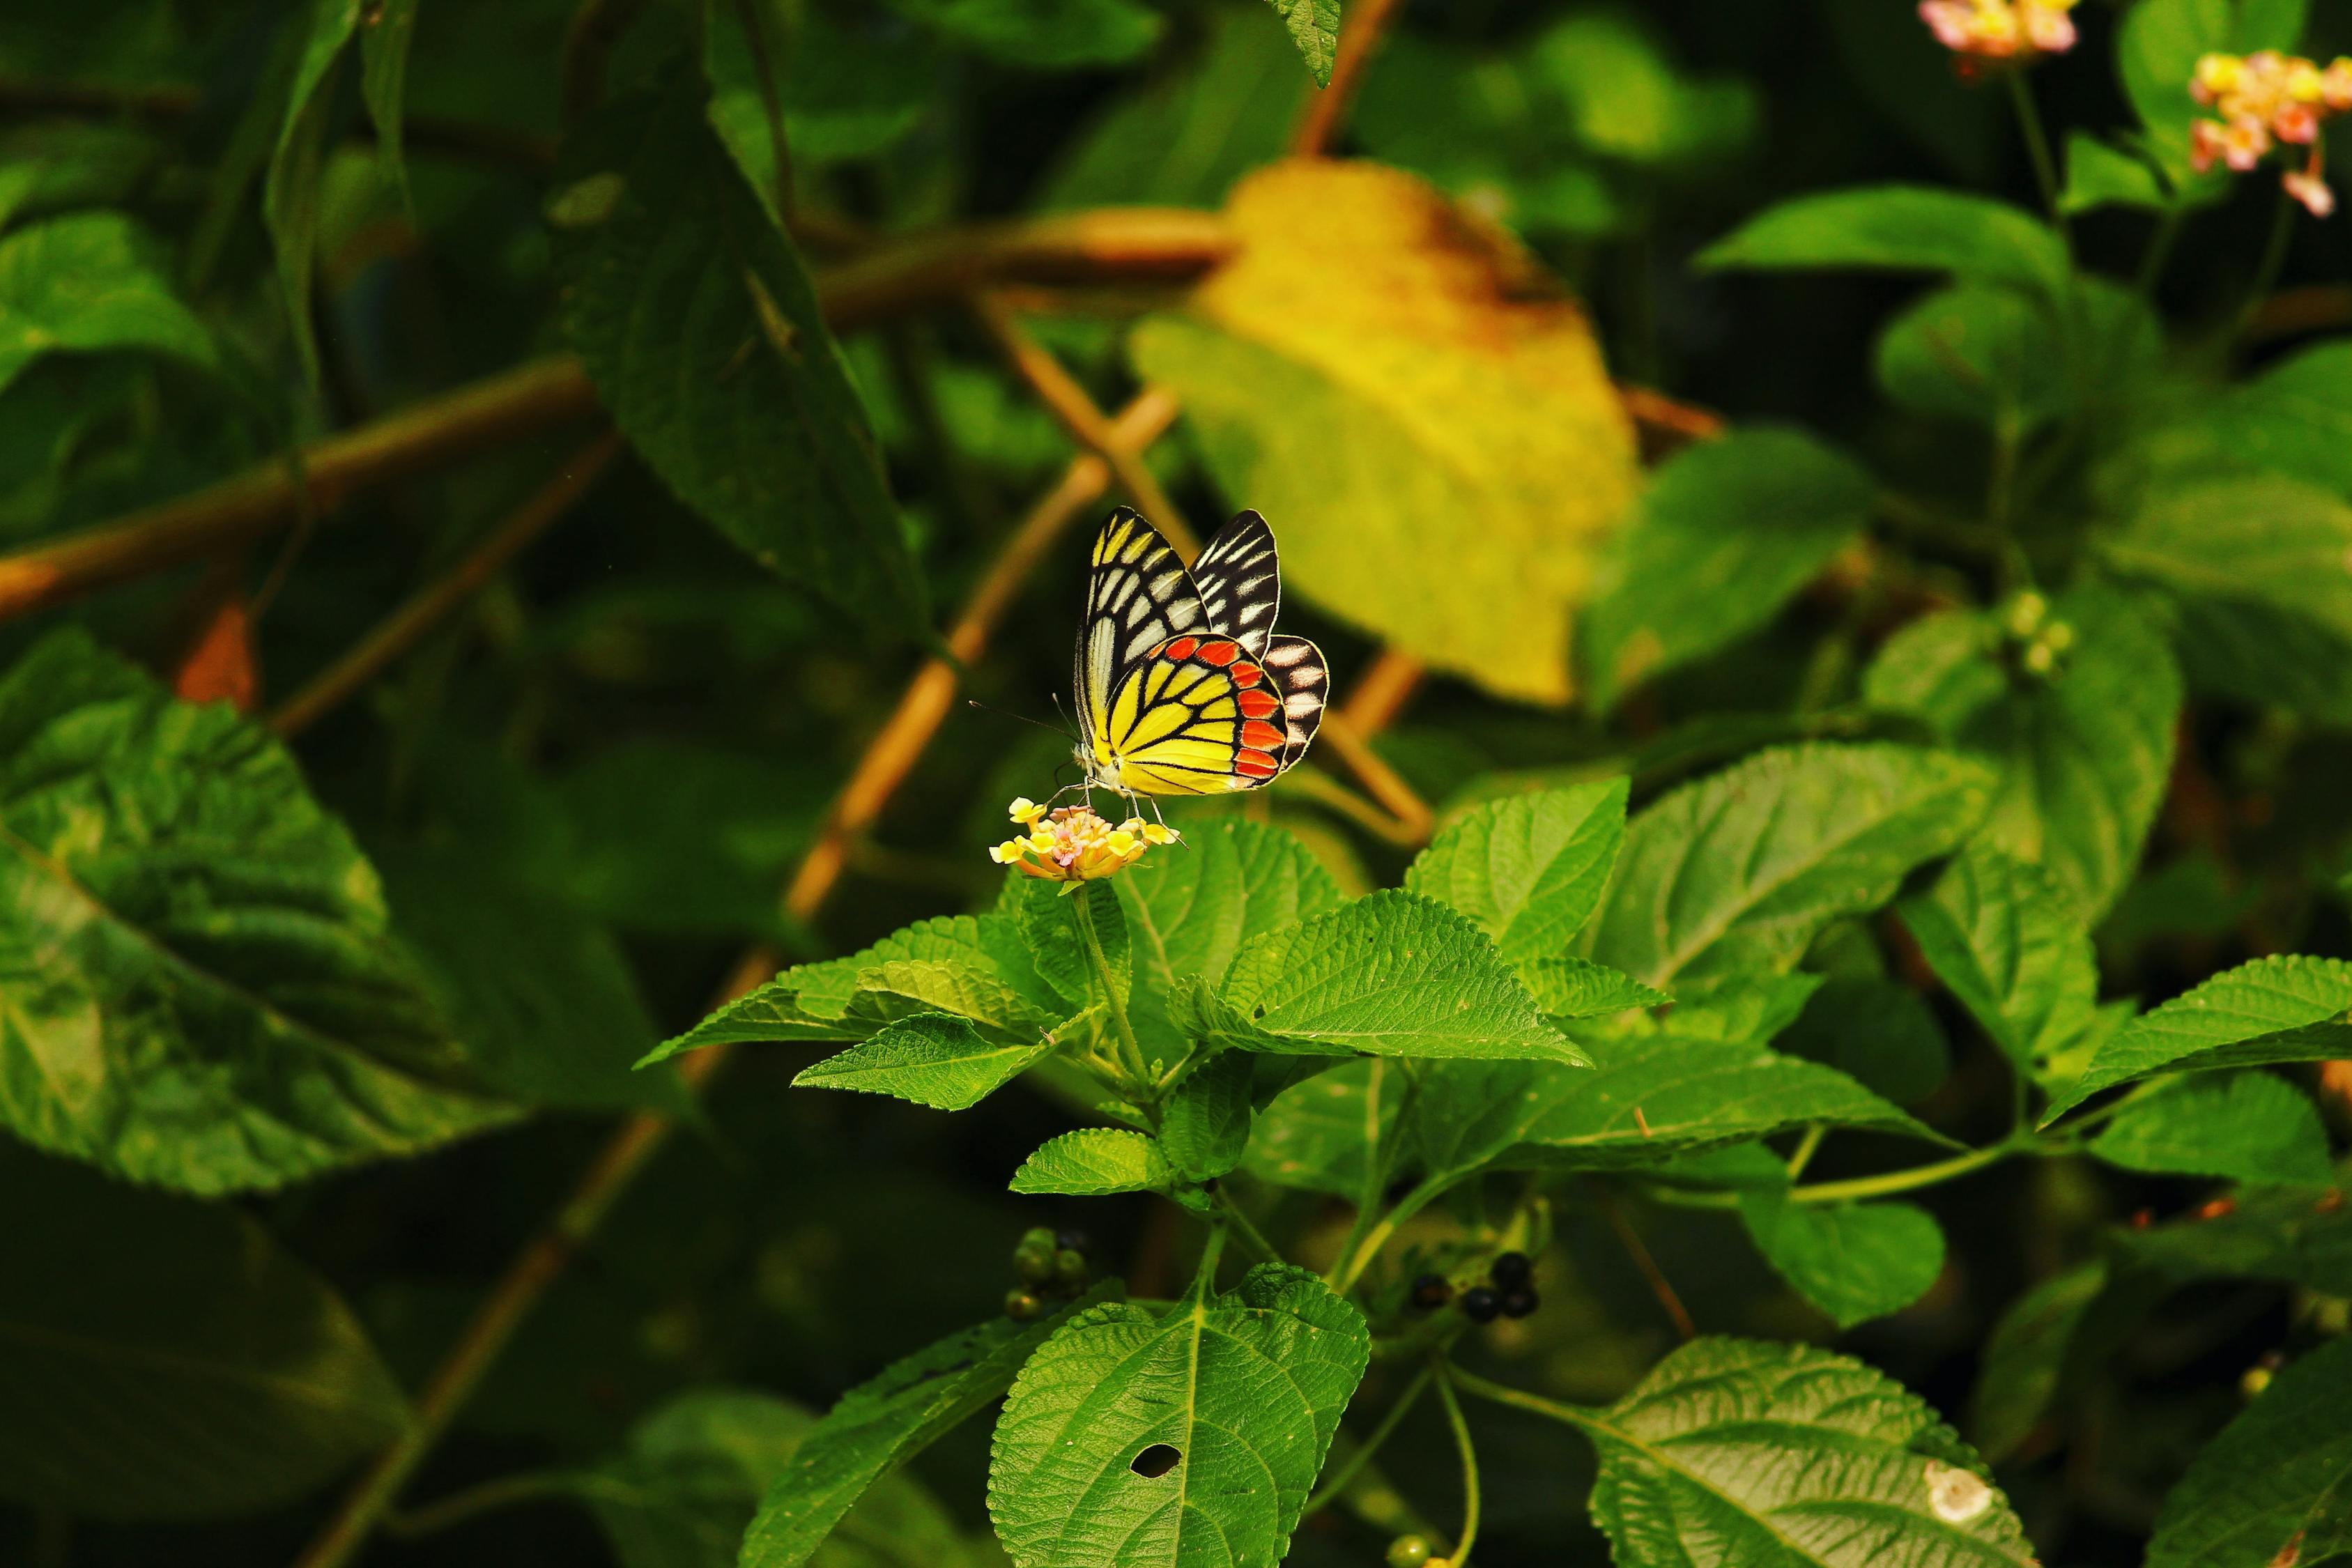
[964, 698, 1074, 740]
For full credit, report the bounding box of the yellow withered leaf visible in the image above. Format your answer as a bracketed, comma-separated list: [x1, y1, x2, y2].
[1131, 160, 1640, 705]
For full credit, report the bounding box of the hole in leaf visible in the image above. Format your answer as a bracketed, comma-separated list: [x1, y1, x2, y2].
[1130, 1443, 1183, 1478]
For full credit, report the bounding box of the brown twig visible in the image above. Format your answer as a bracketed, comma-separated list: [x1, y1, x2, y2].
[1314, 710, 1434, 842]
[1289, 0, 1410, 157]
[0, 210, 1233, 625]
[0, 77, 558, 169]
[290, 395, 1178, 1568]
[1598, 1192, 1697, 1342]
[969, 293, 1197, 555]
[268, 431, 624, 738]
[1339, 649, 1424, 736]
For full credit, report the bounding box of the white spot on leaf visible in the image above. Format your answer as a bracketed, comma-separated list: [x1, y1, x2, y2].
[1923, 1459, 1992, 1523]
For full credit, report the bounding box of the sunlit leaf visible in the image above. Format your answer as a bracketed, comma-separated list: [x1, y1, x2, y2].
[1737, 1197, 1946, 1330]
[1262, 0, 1338, 85]
[1698, 185, 2070, 296]
[1132, 160, 1640, 703]
[1119, 818, 1343, 993]
[0, 212, 219, 396]
[1009, 1128, 1174, 1194]
[2090, 1072, 2334, 1187]
[1404, 778, 1627, 967]
[987, 1262, 1369, 1568]
[1159, 1049, 1254, 1181]
[1898, 841, 2100, 1075]
[794, 1013, 1056, 1112]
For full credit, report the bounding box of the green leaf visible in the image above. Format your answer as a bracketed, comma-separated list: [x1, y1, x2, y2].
[1588, 742, 1993, 987]
[375, 844, 689, 1116]
[2146, 1335, 2352, 1568]
[587, 1390, 981, 1568]
[893, 0, 1163, 68]
[1242, 1057, 1406, 1197]
[780, 10, 939, 167]
[1009, 1128, 1174, 1194]
[1875, 279, 2160, 429]
[552, 83, 924, 636]
[264, 0, 360, 385]
[1581, 431, 1873, 709]
[359, 0, 419, 214]
[2044, 955, 2352, 1123]
[1160, 1050, 1254, 1181]
[845, 959, 1057, 1043]
[0, 212, 220, 397]
[1010, 875, 1132, 1015]
[2121, 0, 2306, 192]
[1737, 1197, 1946, 1330]
[2212, 340, 2352, 498]
[740, 1291, 1119, 1568]
[1404, 778, 1627, 967]
[2103, 475, 2352, 722]
[794, 1013, 1055, 1112]
[1696, 185, 2070, 298]
[1413, 1038, 1938, 1183]
[1967, 1261, 2114, 1462]
[701, 0, 792, 215]
[0, 630, 514, 1194]
[1523, 955, 1671, 1020]
[2060, 132, 2169, 215]
[1898, 842, 2099, 1075]
[1263, 0, 1339, 85]
[1867, 587, 2180, 918]
[1119, 818, 1343, 994]
[987, 1261, 1371, 1568]
[1581, 1338, 2036, 1568]
[2091, 1072, 2335, 1187]
[1199, 889, 1588, 1061]
[1615, 968, 1822, 1050]
[1776, 975, 1952, 1105]
[2111, 1172, 2352, 1296]
[0, 1144, 409, 1519]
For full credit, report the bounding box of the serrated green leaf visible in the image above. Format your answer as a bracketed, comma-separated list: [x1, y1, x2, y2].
[1866, 588, 2179, 918]
[2103, 474, 2352, 722]
[0, 212, 220, 397]
[0, 630, 514, 1195]
[1581, 430, 1873, 710]
[845, 958, 1056, 1043]
[794, 1014, 1054, 1112]
[1899, 841, 2099, 1075]
[1404, 778, 1627, 966]
[2090, 1072, 2334, 1187]
[1588, 742, 1992, 987]
[1696, 184, 2070, 297]
[1738, 1197, 1946, 1330]
[1119, 818, 1343, 994]
[1776, 975, 1952, 1104]
[587, 1390, 982, 1568]
[263, 0, 360, 386]
[1581, 1338, 2037, 1568]
[740, 1290, 1119, 1568]
[1967, 1261, 2115, 1462]
[359, 0, 419, 214]
[1523, 955, 1670, 1020]
[1160, 1050, 1254, 1181]
[2146, 1335, 2352, 1568]
[1413, 1037, 1939, 1183]
[1010, 875, 1131, 1014]
[2045, 955, 2352, 1123]
[0, 1144, 409, 1519]
[1611, 969, 1823, 1050]
[1206, 890, 1588, 1061]
[552, 82, 923, 635]
[1263, 0, 1339, 85]
[1242, 1057, 1406, 1197]
[1009, 1128, 1174, 1194]
[987, 1261, 1370, 1568]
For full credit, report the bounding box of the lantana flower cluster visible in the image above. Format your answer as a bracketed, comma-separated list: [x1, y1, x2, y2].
[988, 798, 1176, 884]
[1918, 0, 2079, 66]
[2190, 50, 2352, 216]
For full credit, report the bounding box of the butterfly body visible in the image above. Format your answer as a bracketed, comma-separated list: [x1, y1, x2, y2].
[1073, 509, 1328, 797]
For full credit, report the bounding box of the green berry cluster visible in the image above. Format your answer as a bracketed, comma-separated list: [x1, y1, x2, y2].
[1999, 590, 2074, 680]
[1004, 1226, 1091, 1321]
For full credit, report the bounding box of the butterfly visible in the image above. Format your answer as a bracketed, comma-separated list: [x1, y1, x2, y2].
[1073, 507, 1330, 797]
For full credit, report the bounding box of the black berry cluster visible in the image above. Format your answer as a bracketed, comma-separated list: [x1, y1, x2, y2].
[1406, 1250, 1539, 1324]
[1004, 1227, 1091, 1320]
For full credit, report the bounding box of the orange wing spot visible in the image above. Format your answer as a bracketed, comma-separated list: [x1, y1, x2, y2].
[1238, 690, 1280, 719]
[1230, 661, 1263, 687]
[1197, 640, 1240, 666]
[1162, 636, 1199, 661]
[1241, 719, 1286, 751]
[1236, 749, 1279, 776]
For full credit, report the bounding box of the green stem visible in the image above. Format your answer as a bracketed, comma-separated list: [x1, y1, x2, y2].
[1445, 1367, 1604, 1437]
[1648, 1139, 2022, 1210]
[1784, 1125, 1826, 1181]
[1302, 1364, 1437, 1519]
[1432, 1362, 1483, 1568]
[2234, 184, 2298, 344]
[383, 1471, 583, 1537]
[2135, 208, 2183, 298]
[1329, 1170, 1454, 1295]
[1070, 885, 1150, 1091]
[1212, 1186, 1283, 1267]
[2008, 71, 2068, 238]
